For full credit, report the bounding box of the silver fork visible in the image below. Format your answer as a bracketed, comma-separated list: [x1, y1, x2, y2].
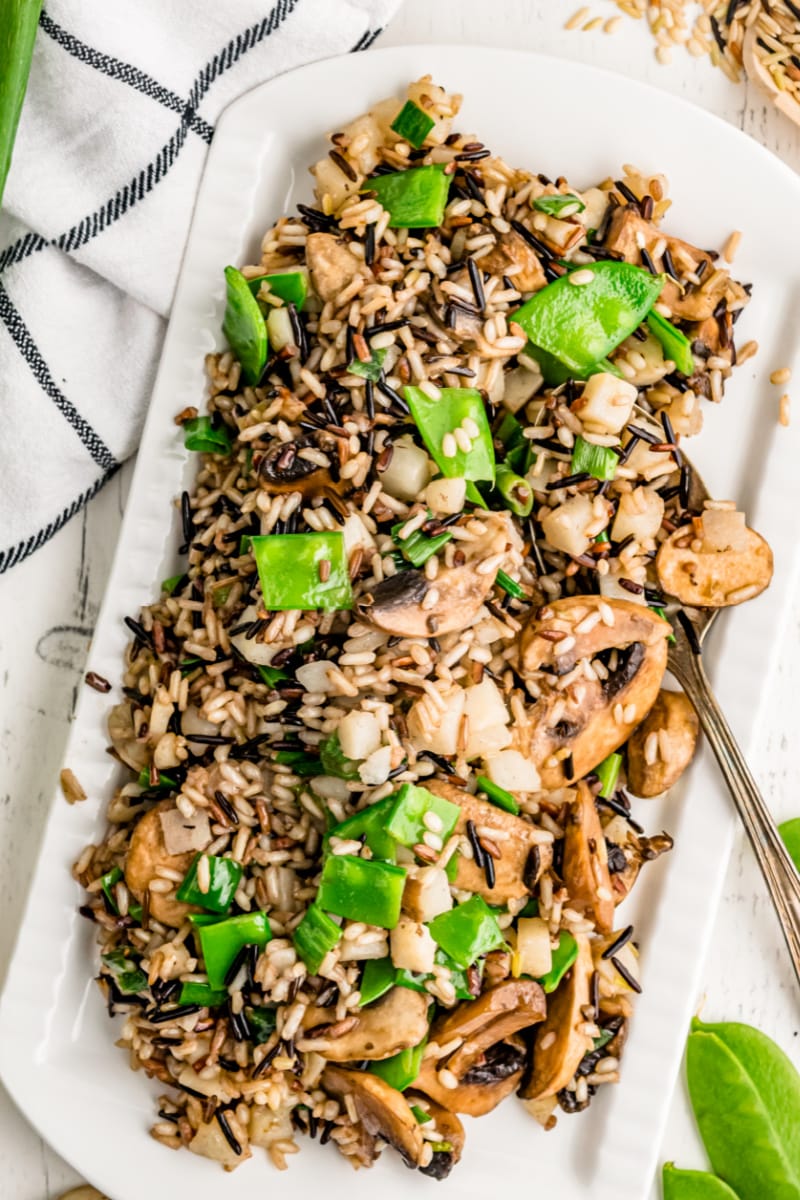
[664, 462, 800, 989]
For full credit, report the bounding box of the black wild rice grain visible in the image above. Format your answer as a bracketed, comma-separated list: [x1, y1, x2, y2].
[364, 222, 376, 266]
[627, 423, 660, 445]
[483, 851, 496, 890]
[615, 179, 641, 208]
[418, 749, 461, 776]
[546, 472, 591, 491]
[215, 1107, 243, 1155]
[679, 462, 692, 509]
[676, 608, 702, 655]
[467, 257, 486, 312]
[180, 490, 193, 548]
[147, 1004, 202, 1024]
[602, 925, 635, 960]
[640, 247, 658, 275]
[329, 149, 357, 181]
[466, 820, 485, 869]
[377, 379, 410, 413]
[662, 246, 680, 281]
[510, 219, 554, 262]
[610, 954, 642, 993]
[598, 794, 644, 833]
[297, 203, 336, 231]
[124, 616, 154, 649]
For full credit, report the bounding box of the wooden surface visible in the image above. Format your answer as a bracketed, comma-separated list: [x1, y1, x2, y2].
[1, 2, 799, 1196]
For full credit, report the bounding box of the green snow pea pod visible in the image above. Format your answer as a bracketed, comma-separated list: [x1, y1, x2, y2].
[404, 386, 495, 486]
[687, 1017, 800, 1200]
[222, 265, 268, 385]
[250, 531, 353, 612]
[647, 310, 695, 377]
[662, 1164, 740, 1200]
[366, 164, 449, 228]
[246, 268, 308, 310]
[779, 818, 800, 873]
[0, 0, 42, 206]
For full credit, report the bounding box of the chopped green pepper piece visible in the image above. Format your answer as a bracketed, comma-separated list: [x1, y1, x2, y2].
[495, 569, 526, 601]
[251, 532, 353, 612]
[246, 269, 308, 310]
[327, 796, 397, 863]
[428, 895, 505, 968]
[366, 164, 449, 229]
[513, 262, 664, 375]
[494, 461, 533, 517]
[595, 752, 623, 799]
[183, 416, 233, 456]
[361, 950, 477, 1002]
[390, 100, 436, 148]
[317, 855, 406, 929]
[98, 867, 143, 920]
[222, 265, 268, 386]
[650, 605, 676, 644]
[370, 1036, 428, 1091]
[571, 434, 618, 482]
[102, 949, 148, 995]
[385, 783, 461, 849]
[161, 574, 185, 596]
[411, 1104, 433, 1125]
[532, 193, 586, 217]
[646, 310, 695, 377]
[319, 732, 361, 780]
[247, 1006, 278, 1044]
[191, 910, 272, 989]
[178, 981, 228, 1007]
[347, 346, 386, 381]
[257, 663, 290, 687]
[177, 854, 243, 914]
[405, 386, 495, 486]
[539, 931, 578, 993]
[476, 775, 520, 816]
[292, 905, 342, 973]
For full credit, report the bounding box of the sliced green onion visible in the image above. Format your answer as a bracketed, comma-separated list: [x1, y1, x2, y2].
[593, 1027, 616, 1051]
[183, 416, 233, 456]
[292, 905, 342, 974]
[161, 574, 185, 595]
[247, 1006, 278, 1044]
[496, 569, 526, 600]
[365, 164, 450, 229]
[392, 513, 453, 568]
[257, 663, 290, 687]
[274, 748, 320, 777]
[494, 411, 529, 475]
[246, 268, 308, 310]
[595, 751, 623, 799]
[177, 854, 243, 914]
[319, 732, 361, 780]
[390, 100, 436, 148]
[651, 606, 677, 644]
[347, 345, 386, 381]
[98, 866, 143, 921]
[533, 193, 585, 217]
[251, 532, 353, 612]
[646, 310, 695, 377]
[102, 949, 148, 995]
[411, 1105, 433, 1125]
[136, 768, 178, 791]
[494, 462, 533, 517]
[595, 531, 610, 545]
[222, 265, 268, 386]
[179, 656, 203, 676]
[476, 775, 520, 816]
[571, 435, 618, 481]
[519, 898, 539, 918]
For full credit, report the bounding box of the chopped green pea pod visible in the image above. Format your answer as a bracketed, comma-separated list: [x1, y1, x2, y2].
[257, 663, 290, 687]
[494, 411, 530, 475]
[390, 100, 436, 148]
[513, 262, 664, 375]
[98, 867, 143, 921]
[317, 854, 406, 929]
[360, 950, 477, 1005]
[595, 752, 623, 799]
[405, 386, 495, 486]
[183, 416, 233, 456]
[191, 910, 272, 989]
[428, 895, 505, 968]
[178, 981, 228, 1008]
[359, 955, 397, 1006]
[527, 343, 623, 387]
[384, 782, 461, 849]
[319, 731, 361, 781]
[476, 774, 520, 816]
[176, 854, 243, 914]
[347, 345, 386, 381]
[222, 265, 268, 386]
[246, 268, 308, 310]
[539, 931, 578, 993]
[161, 574, 185, 596]
[532, 193, 586, 217]
[646, 309, 695, 377]
[247, 1006, 278, 1044]
[251, 532, 353, 612]
[102, 949, 148, 996]
[370, 1036, 428, 1091]
[365, 164, 450, 228]
[571, 434, 618, 482]
[494, 461, 533, 517]
[779, 817, 800, 874]
[662, 1165, 740, 1200]
[273, 748, 321, 777]
[326, 796, 397, 863]
[292, 904, 342, 973]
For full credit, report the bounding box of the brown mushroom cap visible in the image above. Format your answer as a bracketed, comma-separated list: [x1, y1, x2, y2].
[313, 987, 430, 1062]
[518, 934, 594, 1100]
[407, 1094, 465, 1180]
[626, 688, 700, 797]
[125, 801, 195, 926]
[415, 1035, 528, 1117]
[656, 523, 773, 608]
[256, 437, 336, 498]
[562, 781, 614, 933]
[322, 1064, 425, 1167]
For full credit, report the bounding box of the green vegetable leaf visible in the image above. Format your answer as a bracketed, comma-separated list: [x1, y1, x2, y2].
[539, 931, 578, 993]
[257, 663, 290, 687]
[178, 982, 228, 1008]
[390, 100, 436, 148]
[222, 265, 268, 386]
[348, 346, 386, 381]
[662, 1165, 741, 1200]
[183, 416, 233, 456]
[247, 269, 308, 310]
[319, 732, 361, 780]
[102, 949, 148, 995]
[533, 193, 585, 217]
[161, 574, 185, 595]
[495, 569, 527, 601]
[571, 434, 618, 482]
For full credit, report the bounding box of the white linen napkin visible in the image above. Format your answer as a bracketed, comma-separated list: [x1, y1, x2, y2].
[0, 0, 401, 572]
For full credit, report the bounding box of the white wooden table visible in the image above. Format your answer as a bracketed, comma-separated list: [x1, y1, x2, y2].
[2, 3, 799, 1196]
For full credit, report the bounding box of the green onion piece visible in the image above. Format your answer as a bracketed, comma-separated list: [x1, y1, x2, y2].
[317, 855, 406, 929]
[247, 1006, 278, 1044]
[593, 1027, 616, 1051]
[251, 532, 353, 612]
[571, 434, 618, 482]
[496, 569, 526, 600]
[384, 782, 461, 849]
[476, 775, 519, 816]
[533, 193, 586, 217]
[177, 854, 243, 914]
[222, 265, 268, 386]
[464, 479, 489, 510]
[411, 1105, 433, 1125]
[428, 895, 505, 968]
[519, 898, 539, 918]
[319, 732, 361, 781]
[392, 513, 453, 568]
[326, 796, 397, 863]
[494, 412, 529, 475]
[136, 768, 178, 791]
[0, 0, 42, 207]
[405, 386, 495, 486]
[179, 656, 203, 676]
[390, 100, 436, 148]
[292, 905, 342, 973]
[595, 752, 623, 799]
[191, 910, 272, 989]
[595, 531, 610, 544]
[646, 310, 695, 377]
[494, 461, 533, 517]
[257, 663, 290, 687]
[161, 574, 185, 595]
[102, 949, 148, 995]
[347, 346, 386, 381]
[365, 164, 450, 229]
[274, 748, 320, 777]
[239, 534, 252, 556]
[359, 956, 397, 1006]
[370, 1036, 428, 1091]
[98, 867, 143, 921]
[651, 606, 676, 644]
[183, 416, 233, 456]
[246, 268, 308, 310]
[539, 931, 578, 993]
[178, 982, 228, 1008]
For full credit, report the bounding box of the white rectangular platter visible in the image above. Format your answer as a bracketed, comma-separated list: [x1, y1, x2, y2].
[2, 44, 800, 1200]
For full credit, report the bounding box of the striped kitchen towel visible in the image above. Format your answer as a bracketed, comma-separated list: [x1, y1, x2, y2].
[0, 0, 400, 573]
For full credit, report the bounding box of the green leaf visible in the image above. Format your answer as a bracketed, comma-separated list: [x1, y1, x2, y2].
[319, 732, 361, 780]
[365, 164, 450, 229]
[347, 346, 386, 381]
[647, 310, 695, 377]
[662, 1165, 741, 1200]
[0, 0, 42, 207]
[161, 574, 185, 595]
[183, 416, 233, 456]
[246, 269, 308, 310]
[257, 664, 290, 687]
[102, 949, 148, 995]
[571, 434, 618, 481]
[476, 775, 519, 815]
[495, 569, 527, 601]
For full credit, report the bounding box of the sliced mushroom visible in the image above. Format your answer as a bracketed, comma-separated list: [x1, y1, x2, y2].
[518, 934, 594, 1100]
[323, 1065, 425, 1168]
[306, 232, 363, 304]
[108, 700, 149, 772]
[358, 512, 516, 639]
[415, 1034, 528, 1117]
[256, 436, 339, 497]
[514, 596, 670, 788]
[407, 1094, 465, 1179]
[656, 522, 773, 608]
[626, 688, 699, 797]
[313, 986, 430, 1062]
[125, 800, 195, 926]
[425, 779, 552, 904]
[604, 813, 674, 904]
[478, 229, 547, 293]
[562, 781, 614, 933]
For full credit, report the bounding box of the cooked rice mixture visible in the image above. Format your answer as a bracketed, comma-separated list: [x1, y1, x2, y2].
[74, 77, 773, 1178]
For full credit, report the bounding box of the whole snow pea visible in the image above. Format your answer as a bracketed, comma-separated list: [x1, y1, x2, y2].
[662, 1164, 740, 1199]
[686, 1017, 800, 1200]
[222, 265, 268, 385]
[778, 817, 800, 873]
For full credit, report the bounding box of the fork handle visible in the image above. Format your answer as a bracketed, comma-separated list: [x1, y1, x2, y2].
[672, 651, 800, 990]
